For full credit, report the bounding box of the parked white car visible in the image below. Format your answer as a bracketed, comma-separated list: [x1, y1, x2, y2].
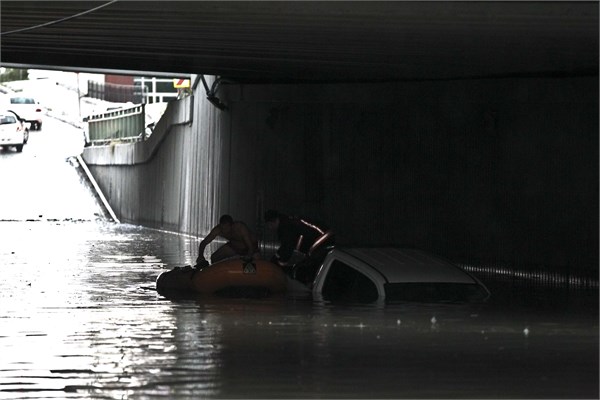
[0, 110, 28, 152]
[6, 96, 44, 130]
[308, 247, 491, 304]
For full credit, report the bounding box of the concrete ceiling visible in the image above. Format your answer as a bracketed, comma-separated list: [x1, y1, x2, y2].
[1, 1, 598, 83]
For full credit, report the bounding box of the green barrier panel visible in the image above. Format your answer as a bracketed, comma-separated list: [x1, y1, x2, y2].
[86, 104, 145, 143]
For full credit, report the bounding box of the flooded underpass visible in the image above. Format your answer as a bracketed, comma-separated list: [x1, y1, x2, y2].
[0, 117, 598, 399]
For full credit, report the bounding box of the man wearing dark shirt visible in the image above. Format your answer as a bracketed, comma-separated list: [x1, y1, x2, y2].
[264, 209, 335, 282]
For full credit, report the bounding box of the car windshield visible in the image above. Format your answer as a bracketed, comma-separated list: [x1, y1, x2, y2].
[0, 115, 17, 124]
[10, 97, 35, 104]
[320, 260, 380, 303]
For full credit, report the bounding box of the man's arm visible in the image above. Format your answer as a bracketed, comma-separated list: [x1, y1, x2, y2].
[196, 225, 220, 264]
[274, 228, 296, 265]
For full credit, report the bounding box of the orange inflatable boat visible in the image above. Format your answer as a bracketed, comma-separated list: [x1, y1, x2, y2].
[156, 257, 287, 296]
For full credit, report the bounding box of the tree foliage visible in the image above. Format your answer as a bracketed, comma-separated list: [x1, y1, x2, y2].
[0, 68, 28, 83]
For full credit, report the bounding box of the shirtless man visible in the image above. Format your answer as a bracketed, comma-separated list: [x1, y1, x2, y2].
[195, 214, 260, 266]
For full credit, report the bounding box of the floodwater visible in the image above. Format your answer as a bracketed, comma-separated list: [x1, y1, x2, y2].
[0, 220, 598, 399]
[1, 117, 598, 399]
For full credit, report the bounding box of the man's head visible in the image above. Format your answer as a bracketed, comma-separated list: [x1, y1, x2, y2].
[264, 209, 280, 230]
[219, 214, 234, 233]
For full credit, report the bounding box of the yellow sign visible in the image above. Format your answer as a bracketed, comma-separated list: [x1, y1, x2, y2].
[173, 78, 190, 89]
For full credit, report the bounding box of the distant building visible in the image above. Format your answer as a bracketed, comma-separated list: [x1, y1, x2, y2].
[87, 74, 182, 104]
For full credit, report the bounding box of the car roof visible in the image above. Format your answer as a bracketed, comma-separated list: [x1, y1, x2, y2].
[334, 247, 477, 284]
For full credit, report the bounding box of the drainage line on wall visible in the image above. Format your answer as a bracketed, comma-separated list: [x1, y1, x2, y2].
[200, 75, 230, 110]
[76, 155, 120, 223]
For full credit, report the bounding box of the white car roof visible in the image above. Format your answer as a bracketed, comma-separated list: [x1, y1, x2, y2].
[335, 247, 477, 284]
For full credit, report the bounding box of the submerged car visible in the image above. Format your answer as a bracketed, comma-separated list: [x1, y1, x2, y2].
[6, 96, 43, 130]
[156, 247, 491, 304]
[0, 110, 28, 152]
[310, 247, 491, 304]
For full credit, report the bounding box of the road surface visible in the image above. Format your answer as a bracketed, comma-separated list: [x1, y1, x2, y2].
[0, 115, 103, 221]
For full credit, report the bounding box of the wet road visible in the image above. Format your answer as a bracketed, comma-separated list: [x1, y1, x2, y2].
[0, 117, 101, 221]
[0, 117, 598, 399]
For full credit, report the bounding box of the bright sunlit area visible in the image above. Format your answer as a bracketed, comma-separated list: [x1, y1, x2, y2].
[0, 67, 187, 222]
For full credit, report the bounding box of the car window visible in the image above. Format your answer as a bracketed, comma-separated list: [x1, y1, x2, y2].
[0, 115, 17, 124]
[10, 97, 35, 104]
[384, 282, 489, 303]
[321, 260, 379, 303]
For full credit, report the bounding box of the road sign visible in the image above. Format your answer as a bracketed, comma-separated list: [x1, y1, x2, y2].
[173, 78, 190, 89]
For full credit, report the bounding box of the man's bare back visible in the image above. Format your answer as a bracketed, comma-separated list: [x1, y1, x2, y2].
[196, 215, 260, 265]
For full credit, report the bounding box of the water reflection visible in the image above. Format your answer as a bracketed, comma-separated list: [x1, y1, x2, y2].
[0, 220, 597, 399]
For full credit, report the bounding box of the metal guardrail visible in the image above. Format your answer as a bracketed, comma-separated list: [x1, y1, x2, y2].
[82, 95, 193, 165]
[84, 104, 146, 143]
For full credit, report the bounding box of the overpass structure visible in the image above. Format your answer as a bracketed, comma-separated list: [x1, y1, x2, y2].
[1, 1, 598, 282]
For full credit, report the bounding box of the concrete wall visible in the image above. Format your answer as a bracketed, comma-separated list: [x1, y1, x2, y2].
[83, 75, 598, 274]
[224, 76, 598, 272]
[83, 78, 232, 262]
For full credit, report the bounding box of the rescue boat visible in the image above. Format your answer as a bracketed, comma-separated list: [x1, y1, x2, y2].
[156, 257, 287, 297]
